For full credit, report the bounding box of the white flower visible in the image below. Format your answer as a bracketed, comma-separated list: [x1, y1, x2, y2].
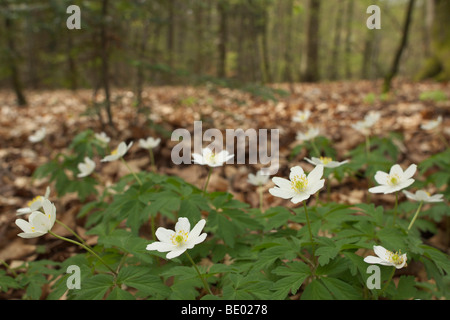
[15, 199, 56, 238]
[351, 111, 380, 135]
[101, 141, 133, 162]
[95, 132, 111, 145]
[269, 165, 325, 204]
[369, 164, 417, 194]
[139, 137, 161, 150]
[364, 245, 407, 269]
[364, 111, 381, 127]
[402, 190, 444, 203]
[16, 187, 51, 215]
[305, 156, 349, 169]
[296, 127, 320, 141]
[192, 148, 234, 167]
[146, 217, 207, 259]
[421, 116, 442, 131]
[292, 110, 311, 123]
[77, 157, 96, 178]
[29, 128, 46, 143]
[248, 170, 270, 186]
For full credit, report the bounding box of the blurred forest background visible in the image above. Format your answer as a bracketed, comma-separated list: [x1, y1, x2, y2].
[1, 0, 449, 111]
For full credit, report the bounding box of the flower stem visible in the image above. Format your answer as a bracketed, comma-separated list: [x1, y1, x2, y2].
[55, 219, 90, 249]
[258, 186, 264, 212]
[379, 267, 396, 298]
[407, 201, 424, 231]
[48, 230, 117, 276]
[365, 135, 371, 159]
[303, 202, 316, 258]
[185, 251, 212, 295]
[203, 167, 213, 193]
[121, 157, 143, 186]
[393, 192, 399, 226]
[310, 139, 320, 157]
[1, 260, 17, 277]
[148, 149, 156, 173]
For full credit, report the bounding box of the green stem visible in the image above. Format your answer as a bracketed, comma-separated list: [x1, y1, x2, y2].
[303, 202, 316, 258]
[365, 135, 371, 160]
[1, 260, 18, 277]
[48, 230, 117, 276]
[185, 251, 212, 295]
[203, 167, 213, 193]
[379, 267, 396, 298]
[407, 201, 424, 231]
[310, 139, 320, 157]
[121, 157, 143, 186]
[258, 187, 264, 212]
[55, 219, 90, 249]
[149, 148, 156, 173]
[393, 192, 398, 226]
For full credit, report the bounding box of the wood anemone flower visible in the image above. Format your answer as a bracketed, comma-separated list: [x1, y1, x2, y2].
[192, 148, 234, 167]
[369, 164, 417, 194]
[364, 245, 407, 269]
[101, 141, 133, 162]
[146, 217, 207, 259]
[15, 199, 56, 239]
[77, 157, 96, 178]
[269, 165, 325, 204]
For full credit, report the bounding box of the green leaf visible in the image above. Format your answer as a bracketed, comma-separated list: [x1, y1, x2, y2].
[71, 274, 114, 300]
[271, 261, 310, 298]
[106, 287, 136, 300]
[300, 279, 333, 300]
[118, 265, 170, 299]
[321, 277, 362, 300]
[391, 276, 417, 300]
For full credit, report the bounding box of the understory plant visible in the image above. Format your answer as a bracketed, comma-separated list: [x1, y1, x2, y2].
[1, 115, 449, 300]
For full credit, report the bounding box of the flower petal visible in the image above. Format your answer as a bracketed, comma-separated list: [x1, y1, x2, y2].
[175, 217, 190, 233]
[290, 166, 305, 180]
[374, 171, 389, 186]
[307, 165, 324, 184]
[166, 248, 187, 259]
[188, 219, 206, 240]
[155, 227, 175, 243]
[368, 185, 391, 194]
[271, 177, 292, 190]
[269, 187, 296, 199]
[146, 241, 177, 252]
[403, 164, 417, 180]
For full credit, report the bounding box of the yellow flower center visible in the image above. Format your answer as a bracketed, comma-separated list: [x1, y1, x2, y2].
[171, 231, 188, 246]
[27, 196, 42, 207]
[320, 157, 332, 165]
[205, 152, 216, 164]
[387, 174, 400, 186]
[111, 148, 118, 155]
[387, 250, 405, 266]
[291, 174, 308, 193]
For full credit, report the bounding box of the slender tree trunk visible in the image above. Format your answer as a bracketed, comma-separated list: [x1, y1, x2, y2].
[135, 19, 150, 110]
[67, 33, 78, 91]
[259, 5, 271, 83]
[303, 0, 321, 82]
[344, 0, 354, 79]
[100, 0, 115, 128]
[328, 2, 344, 81]
[4, 13, 27, 106]
[194, 2, 204, 75]
[166, 0, 175, 84]
[382, 0, 415, 93]
[283, 0, 294, 87]
[217, 0, 228, 78]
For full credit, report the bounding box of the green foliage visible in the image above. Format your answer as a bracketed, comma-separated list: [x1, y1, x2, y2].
[7, 129, 450, 300]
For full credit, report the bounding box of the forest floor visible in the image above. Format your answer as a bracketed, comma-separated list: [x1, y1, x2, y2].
[0, 79, 449, 297]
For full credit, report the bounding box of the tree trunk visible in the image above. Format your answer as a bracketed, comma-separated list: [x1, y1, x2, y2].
[4, 12, 27, 106]
[328, 1, 344, 81]
[166, 0, 175, 84]
[382, 0, 415, 93]
[344, 0, 354, 79]
[283, 0, 294, 86]
[303, 0, 321, 82]
[416, 0, 450, 81]
[217, 0, 228, 78]
[100, 0, 115, 128]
